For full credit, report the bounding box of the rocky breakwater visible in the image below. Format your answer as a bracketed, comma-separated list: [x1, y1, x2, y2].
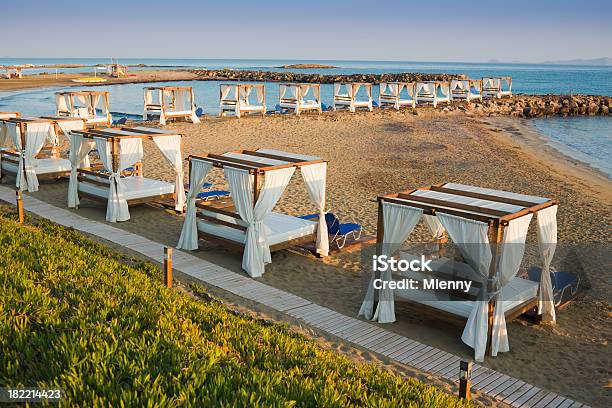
[455, 94, 610, 117]
[188, 69, 465, 84]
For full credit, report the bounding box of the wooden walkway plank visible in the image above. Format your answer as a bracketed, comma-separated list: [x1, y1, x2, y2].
[512, 386, 541, 407]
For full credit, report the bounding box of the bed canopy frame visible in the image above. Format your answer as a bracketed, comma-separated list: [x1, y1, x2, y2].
[450, 79, 483, 102]
[359, 182, 558, 361]
[379, 82, 416, 109]
[415, 81, 452, 107]
[219, 84, 266, 118]
[67, 126, 186, 222]
[55, 90, 112, 127]
[178, 148, 330, 278]
[143, 86, 200, 125]
[482, 77, 512, 98]
[279, 83, 322, 115]
[333, 83, 373, 112]
[0, 116, 86, 192]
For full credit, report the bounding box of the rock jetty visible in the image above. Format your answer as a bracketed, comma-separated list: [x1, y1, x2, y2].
[188, 69, 464, 84]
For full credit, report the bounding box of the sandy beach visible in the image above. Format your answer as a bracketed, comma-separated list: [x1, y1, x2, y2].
[4, 105, 607, 406]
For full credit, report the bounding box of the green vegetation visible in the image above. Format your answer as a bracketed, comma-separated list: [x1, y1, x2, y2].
[0, 208, 470, 407]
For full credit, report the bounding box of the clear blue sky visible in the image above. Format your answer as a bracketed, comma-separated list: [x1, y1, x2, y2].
[2, 0, 610, 62]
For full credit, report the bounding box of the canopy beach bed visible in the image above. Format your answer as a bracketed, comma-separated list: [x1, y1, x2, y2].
[450, 79, 483, 102]
[55, 90, 112, 126]
[482, 77, 512, 98]
[143, 86, 200, 125]
[67, 126, 186, 222]
[0, 116, 86, 192]
[333, 83, 373, 112]
[279, 83, 322, 115]
[359, 182, 558, 361]
[379, 82, 416, 110]
[177, 148, 330, 278]
[415, 82, 452, 107]
[219, 84, 266, 118]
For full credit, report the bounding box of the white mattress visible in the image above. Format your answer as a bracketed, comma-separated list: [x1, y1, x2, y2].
[280, 101, 320, 109]
[86, 116, 109, 124]
[238, 105, 265, 112]
[395, 252, 538, 318]
[165, 110, 193, 116]
[197, 211, 316, 246]
[1, 157, 71, 175]
[79, 176, 175, 200]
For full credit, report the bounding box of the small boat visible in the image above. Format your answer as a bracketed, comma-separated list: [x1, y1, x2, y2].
[72, 77, 107, 83]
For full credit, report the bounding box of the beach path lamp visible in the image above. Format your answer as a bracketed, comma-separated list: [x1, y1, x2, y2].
[164, 247, 173, 288]
[459, 360, 473, 400]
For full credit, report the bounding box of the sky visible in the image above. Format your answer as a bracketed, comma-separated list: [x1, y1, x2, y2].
[1, 0, 611, 62]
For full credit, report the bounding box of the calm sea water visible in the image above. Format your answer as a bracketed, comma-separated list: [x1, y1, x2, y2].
[1, 58, 611, 178]
[533, 117, 612, 177]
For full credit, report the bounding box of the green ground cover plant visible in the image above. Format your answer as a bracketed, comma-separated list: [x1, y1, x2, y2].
[0, 208, 470, 407]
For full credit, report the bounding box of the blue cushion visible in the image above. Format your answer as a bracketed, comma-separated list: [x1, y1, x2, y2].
[338, 223, 361, 235]
[299, 213, 319, 220]
[197, 190, 230, 199]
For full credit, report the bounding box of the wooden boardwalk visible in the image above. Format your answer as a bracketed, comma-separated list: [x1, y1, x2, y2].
[0, 187, 588, 408]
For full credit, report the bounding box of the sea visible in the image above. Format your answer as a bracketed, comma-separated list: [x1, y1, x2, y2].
[1, 58, 611, 177]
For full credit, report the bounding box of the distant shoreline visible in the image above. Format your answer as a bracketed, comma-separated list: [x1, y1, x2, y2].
[276, 64, 337, 69]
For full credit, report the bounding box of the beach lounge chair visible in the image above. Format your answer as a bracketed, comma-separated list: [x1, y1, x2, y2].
[299, 212, 363, 249]
[197, 190, 231, 201]
[527, 266, 581, 307]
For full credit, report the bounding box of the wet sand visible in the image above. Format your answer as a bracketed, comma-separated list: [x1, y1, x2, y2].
[6, 108, 611, 406]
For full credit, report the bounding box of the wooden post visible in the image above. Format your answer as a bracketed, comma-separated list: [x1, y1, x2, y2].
[459, 360, 472, 400]
[486, 222, 504, 356]
[164, 247, 173, 288]
[16, 190, 24, 224]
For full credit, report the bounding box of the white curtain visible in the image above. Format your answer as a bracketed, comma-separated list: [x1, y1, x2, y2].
[536, 205, 558, 323]
[153, 135, 186, 211]
[351, 84, 361, 98]
[220, 84, 235, 101]
[95, 137, 143, 222]
[255, 86, 264, 105]
[225, 166, 295, 277]
[490, 214, 533, 357]
[159, 90, 167, 125]
[57, 120, 85, 142]
[300, 162, 329, 257]
[423, 214, 445, 239]
[437, 212, 492, 362]
[358, 202, 423, 323]
[177, 160, 213, 250]
[56, 93, 69, 113]
[5, 123, 24, 186]
[144, 89, 153, 120]
[18, 123, 51, 192]
[67, 133, 94, 208]
[188, 89, 200, 124]
[279, 85, 288, 100]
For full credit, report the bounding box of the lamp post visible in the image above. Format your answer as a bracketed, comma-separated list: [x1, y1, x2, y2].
[459, 360, 472, 400]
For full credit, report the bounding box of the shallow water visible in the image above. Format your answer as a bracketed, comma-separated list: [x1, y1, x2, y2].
[532, 116, 612, 178]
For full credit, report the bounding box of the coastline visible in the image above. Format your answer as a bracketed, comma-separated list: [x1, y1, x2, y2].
[482, 116, 612, 202]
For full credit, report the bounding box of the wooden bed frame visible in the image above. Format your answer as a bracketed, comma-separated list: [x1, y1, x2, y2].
[279, 83, 322, 115]
[375, 183, 557, 355]
[415, 81, 451, 107]
[71, 127, 182, 208]
[55, 90, 112, 127]
[188, 149, 328, 252]
[333, 82, 373, 112]
[450, 79, 483, 102]
[379, 82, 417, 110]
[0, 116, 86, 181]
[219, 84, 266, 118]
[482, 76, 513, 98]
[143, 86, 199, 123]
